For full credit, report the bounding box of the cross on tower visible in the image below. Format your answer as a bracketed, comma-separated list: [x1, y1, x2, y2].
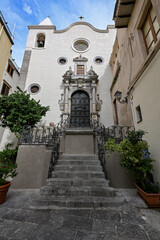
[79, 16, 84, 21]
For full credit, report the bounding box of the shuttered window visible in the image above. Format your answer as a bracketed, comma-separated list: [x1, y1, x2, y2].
[142, 6, 160, 53]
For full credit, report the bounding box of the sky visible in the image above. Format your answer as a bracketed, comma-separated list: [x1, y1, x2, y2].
[0, 0, 116, 67]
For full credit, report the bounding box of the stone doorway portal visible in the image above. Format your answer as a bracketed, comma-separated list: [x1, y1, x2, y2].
[70, 91, 90, 128]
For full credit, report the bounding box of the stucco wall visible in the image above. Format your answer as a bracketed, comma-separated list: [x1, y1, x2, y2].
[12, 145, 52, 189]
[105, 152, 134, 188]
[132, 50, 160, 184]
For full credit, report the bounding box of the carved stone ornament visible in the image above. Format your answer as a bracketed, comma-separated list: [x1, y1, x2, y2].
[73, 55, 88, 62]
[87, 66, 98, 76]
[96, 94, 103, 111]
[58, 94, 65, 111]
[63, 66, 73, 77]
[77, 79, 84, 88]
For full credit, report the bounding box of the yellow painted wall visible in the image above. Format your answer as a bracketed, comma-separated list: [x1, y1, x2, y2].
[132, 50, 160, 184]
[0, 23, 12, 85]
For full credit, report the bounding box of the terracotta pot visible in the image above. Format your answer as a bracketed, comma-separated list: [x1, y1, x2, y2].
[135, 184, 160, 207]
[0, 181, 11, 204]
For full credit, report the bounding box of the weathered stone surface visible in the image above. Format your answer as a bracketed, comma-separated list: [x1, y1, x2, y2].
[75, 231, 118, 240]
[92, 219, 116, 235]
[0, 189, 160, 240]
[117, 223, 147, 239]
[62, 215, 93, 232]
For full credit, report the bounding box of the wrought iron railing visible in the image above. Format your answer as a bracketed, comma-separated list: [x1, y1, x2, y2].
[20, 126, 58, 145]
[20, 118, 70, 179]
[20, 118, 134, 180]
[90, 118, 134, 179]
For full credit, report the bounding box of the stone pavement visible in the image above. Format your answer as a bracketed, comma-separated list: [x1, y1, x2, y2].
[0, 189, 160, 240]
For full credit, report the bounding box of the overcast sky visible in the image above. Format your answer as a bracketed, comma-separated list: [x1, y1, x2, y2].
[0, 0, 116, 67]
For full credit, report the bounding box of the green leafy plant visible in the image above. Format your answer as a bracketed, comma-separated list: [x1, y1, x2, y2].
[0, 148, 18, 164]
[105, 130, 159, 193]
[0, 148, 18, 186]
[0, 87, 49, 137]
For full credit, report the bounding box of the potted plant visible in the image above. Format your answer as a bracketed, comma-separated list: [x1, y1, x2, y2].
[0, 148, 17, 204]
[105, 130, 160, 207]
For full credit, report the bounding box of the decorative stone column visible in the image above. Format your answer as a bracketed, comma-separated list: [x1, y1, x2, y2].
[64, 80, 69, 113]
[92, 80, 96, 112]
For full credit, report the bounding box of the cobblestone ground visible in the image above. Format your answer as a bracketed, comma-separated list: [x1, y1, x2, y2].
[0, 189, 160, 240]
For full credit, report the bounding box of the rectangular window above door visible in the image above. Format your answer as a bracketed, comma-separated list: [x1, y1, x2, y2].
[77, 65, 84, 75]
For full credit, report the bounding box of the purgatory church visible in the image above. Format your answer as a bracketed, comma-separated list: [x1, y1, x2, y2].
[12, 18, 132, 193]
[23, 17, 116, 128]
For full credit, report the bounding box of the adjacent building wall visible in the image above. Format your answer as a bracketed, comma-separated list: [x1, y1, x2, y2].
[0, 16, 13, 86]
[110, 28, 134, 126]
[131, 49, 160, 184]
[111, 0, 160, 184]
[0, 58, 23, 150]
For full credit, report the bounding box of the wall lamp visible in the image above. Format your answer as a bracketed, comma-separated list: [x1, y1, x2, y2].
[114, 90, 128, 104]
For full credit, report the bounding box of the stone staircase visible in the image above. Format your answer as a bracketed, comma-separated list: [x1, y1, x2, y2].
[30, 154, 125, 209]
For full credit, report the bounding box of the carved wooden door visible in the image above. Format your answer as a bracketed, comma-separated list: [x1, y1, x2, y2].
[70, 91, 90, 127]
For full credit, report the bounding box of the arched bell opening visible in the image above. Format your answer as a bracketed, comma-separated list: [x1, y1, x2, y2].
[70, 90, 90, 128]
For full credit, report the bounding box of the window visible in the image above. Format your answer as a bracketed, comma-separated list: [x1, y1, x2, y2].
[36, 34, 45, 48]
[7, 63, 14, 77]
[142, 6, 160, 53]
[72, 39, 90, 53]
[74, 41, 88, 51]
[77, 65, 84, 75]
[136, 105, 142, 123]
[28, 83, 41, 94]
[94, 56, 104, 65]
[1, 82, 10, 96]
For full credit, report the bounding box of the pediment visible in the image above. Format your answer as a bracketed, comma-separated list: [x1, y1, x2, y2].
[73, 55, 88, 62]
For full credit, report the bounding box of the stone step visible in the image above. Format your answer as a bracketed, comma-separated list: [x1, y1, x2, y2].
[59, 154, 99, 160]
[57, 160, 100, 165]
[40, 185, 115, 197]
[46, 178, 109, 187]
[55, 165, 102, 171]
[30, 193, 126, 209]
[51, 171, 105, 179]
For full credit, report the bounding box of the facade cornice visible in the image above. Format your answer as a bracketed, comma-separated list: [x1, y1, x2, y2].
[27, 22, 115, 33]
[28, 25, 56, 30]
[54, 21, 115, 33]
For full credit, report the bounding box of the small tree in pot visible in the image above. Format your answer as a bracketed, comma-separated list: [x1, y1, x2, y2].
[0, 148, 18, 203]
[105, 130, 160, 207]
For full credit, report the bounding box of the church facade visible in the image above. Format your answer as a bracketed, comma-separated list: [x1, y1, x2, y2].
[22, 18, 116, 128]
